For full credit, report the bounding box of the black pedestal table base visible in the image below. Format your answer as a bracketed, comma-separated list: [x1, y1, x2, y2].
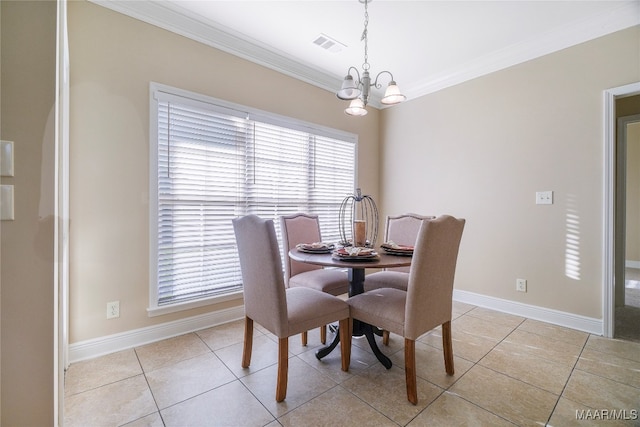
[315, 267, 392, 369]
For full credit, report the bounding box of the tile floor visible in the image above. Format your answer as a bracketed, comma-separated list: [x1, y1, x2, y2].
[64, 302, 640, 426]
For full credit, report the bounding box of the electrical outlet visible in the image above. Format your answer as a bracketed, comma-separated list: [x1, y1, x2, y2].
[516, 279, 527, 293]
[535, 191, 553, 205]
[107, 301, 120, 319]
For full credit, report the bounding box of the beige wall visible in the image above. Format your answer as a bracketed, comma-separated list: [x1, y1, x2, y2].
[68, 1, 380, 343]
[0, 1, 56, 424]
[380, 26, 640, 319]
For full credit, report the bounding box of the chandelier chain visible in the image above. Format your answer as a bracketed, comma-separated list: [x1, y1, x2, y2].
[362, 0, 369, 70]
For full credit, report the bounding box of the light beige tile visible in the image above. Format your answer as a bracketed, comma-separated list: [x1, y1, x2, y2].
[160, 380, 274, 427]
[64, 375, 157, 427]
[502, 328, 582, 366]
[351, 329, 405, 356]
[240, 356, 338, 418]
[465, 307, 526, 329]
[122, 412, 164, 427]
[263, 324, 338, 356]
[408, 392, 516, 426]
[297, 338, 377, 383]
[342, 363, 442, 425]
[450, 365, 558, 426]
[576, 347, 640, 389]
[479, 340, 573, 394]
[452, 314, 517, 343]
[451, 301, 477, 319]
[548, 397, 634, 427]
[146, 352, 236, 409]
[419, 326, 497, 363]
[135, 333, 211, 372]
[517, 319, 589, 347]
[563, 369, 640, 411]
[278, 385, 397, 427]
[391, 340, 474, 389]
[64, 349, 142, 396]
[196, 318, 261, 351]
[585, 335, 640, 363]
[214, 333, 279, 378]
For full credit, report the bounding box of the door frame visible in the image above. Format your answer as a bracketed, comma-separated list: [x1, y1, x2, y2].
[604, 82, 640, 338]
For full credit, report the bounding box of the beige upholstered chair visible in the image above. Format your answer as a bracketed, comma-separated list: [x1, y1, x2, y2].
[364, 213, 434, 292]
[366, 213, 434, 346]
[348, 215, 465, 405]
[233, 215, 351, 402]
[280, 213, 349, 345]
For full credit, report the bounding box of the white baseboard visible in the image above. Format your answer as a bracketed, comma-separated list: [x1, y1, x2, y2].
[453, 289, 603, 335]
[68, 305, 245, 364]
[69, 291, 603, 365]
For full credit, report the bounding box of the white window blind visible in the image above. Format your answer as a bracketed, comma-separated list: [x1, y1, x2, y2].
[150, 84, 356, 310]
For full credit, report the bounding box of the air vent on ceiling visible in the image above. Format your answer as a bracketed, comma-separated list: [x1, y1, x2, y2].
[312, 33, 345, 53]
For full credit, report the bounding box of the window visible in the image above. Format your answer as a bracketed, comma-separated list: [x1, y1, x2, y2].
[149, 84, 356, 315]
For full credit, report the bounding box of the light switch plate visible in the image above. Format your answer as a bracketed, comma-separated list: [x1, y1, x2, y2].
[0, 140, 14, 177]
[1, 185, 14, 220]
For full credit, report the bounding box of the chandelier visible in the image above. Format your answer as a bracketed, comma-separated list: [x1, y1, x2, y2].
[336, 0, 406, 116]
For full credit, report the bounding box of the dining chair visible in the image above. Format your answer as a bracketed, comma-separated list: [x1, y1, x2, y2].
[348, 215, 465, 405]
[280, 213, 350, 345]
[365, 213, 434, 292]
[233, 214, 351, 402]
[365, 213, 434, 345]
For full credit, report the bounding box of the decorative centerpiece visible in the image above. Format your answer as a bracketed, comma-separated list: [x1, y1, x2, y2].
[338, 188, 379, 248]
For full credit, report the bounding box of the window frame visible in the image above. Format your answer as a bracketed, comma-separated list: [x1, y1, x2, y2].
[148, 82, 358, 316]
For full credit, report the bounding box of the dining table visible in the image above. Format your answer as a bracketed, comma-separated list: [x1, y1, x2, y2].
[288, 246, 412, 369]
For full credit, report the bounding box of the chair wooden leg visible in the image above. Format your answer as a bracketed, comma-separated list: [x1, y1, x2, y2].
[320, 324, 327, 344]
[276, 337, 288, 402]
[404, 338, 418, 405]
[241, 317, 253, 368]
[339, 318, 352, 372]
[301, 331, 308, 346]
[382, 330, 390, 346]
[442, 321, 455, 375]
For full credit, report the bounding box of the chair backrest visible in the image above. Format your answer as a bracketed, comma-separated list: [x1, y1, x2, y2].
[385, 213, 434, 273]
[404, 215, 465, 340]
[233, 215, 288, 336]
[280, 213, 323, 285]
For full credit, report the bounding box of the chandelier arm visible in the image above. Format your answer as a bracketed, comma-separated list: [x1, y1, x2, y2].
[372, 70, 395, 89]
[347, 66, 362, 86]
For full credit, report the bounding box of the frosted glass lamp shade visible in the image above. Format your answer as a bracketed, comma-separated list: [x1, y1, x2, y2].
[345, 98, 368, 116]
[381, 81, 406, 105]
[337, 75, 361, 100]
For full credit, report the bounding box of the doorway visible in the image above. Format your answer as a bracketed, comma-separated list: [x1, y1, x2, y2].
[604, 83, 640, 340]
[616, 111, 640, 342]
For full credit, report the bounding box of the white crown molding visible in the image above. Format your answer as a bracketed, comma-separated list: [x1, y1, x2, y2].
[89, 0, 347, 97]
[90, 0, 638, 108]
[405, 1, 640, 100]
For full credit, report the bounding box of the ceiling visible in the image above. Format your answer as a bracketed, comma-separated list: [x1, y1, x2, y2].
[92, 0, 639, 108]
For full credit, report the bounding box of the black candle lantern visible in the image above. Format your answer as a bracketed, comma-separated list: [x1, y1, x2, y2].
[338, 188, 379, 248]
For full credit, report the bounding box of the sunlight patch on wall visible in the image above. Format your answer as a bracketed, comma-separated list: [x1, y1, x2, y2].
[565, 193, 581, 280]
